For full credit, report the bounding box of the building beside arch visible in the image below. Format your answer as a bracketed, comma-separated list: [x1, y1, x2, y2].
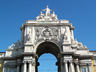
[1, 6, 95, 72]
[90, 51, 96, 72]
[0, 52, 5, 72]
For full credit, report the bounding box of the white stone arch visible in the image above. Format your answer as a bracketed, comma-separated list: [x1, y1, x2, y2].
[34, 40, 60, 54]
[35, 41, 61, 72]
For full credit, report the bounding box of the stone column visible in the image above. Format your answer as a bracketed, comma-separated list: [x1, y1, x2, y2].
[23, 62, 27, 72]
[70, 61, 75, 72]
[28, 61, 32, 72]
[87, 64, 90, 72]
[3, 67, 5, 72]
[88, 63, 93, 72]
[31, 62, 35, 72]
[76, 63, 80, 72]
[17, 65, 20, 72]
[65, 61, 68, 72]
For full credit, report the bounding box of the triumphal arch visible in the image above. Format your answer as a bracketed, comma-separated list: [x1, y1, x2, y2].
[3, 6, 93, 72]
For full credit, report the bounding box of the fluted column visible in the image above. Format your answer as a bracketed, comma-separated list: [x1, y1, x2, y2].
[29, 62, 32, 72]
[65, 61, 68, 72]
[23, 62, 27, 72]
[76, 63, 80, 72]
[70, 61, 75, 72]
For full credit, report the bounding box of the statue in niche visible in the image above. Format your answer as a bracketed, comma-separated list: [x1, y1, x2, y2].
[63, 28, 68, 41]
[26, 28, 32, 43]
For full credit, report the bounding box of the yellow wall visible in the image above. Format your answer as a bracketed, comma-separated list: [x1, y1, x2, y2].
[0, 60, 3, 72]
[92, 59, 96, 72]
[0, 64, 2, 72]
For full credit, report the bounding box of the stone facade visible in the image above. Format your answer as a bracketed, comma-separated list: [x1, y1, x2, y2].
[2, 6, 95, 72]
[90, 51, 96, 72]
[0, 52, 5, 72]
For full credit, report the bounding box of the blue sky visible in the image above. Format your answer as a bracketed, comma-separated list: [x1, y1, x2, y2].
[0, 0, 96, 72]
[38, 54, 58, 72]
[0, 0, 96, 51]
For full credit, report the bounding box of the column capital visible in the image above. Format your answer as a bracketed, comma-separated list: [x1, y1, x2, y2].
[23, 61, 27, 63]
[27, 61, 36, 66]
[63, 61, 68, 63]
[28, 61, 32, 64]
[69, 60, 74, 63]
[75, 62, 80, 65]
[64, 60, 68, 63]
[74, 58, 79, 64]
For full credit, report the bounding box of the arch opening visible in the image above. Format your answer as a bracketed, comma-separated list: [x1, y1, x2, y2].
[36, 42, 60, 58]
[36, 42, 60, 72]
[38, 53, 58, 72]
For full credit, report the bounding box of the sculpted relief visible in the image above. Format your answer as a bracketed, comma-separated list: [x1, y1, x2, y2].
[24, 27, 33, 43]
[24, 26, 70, 45]
[35, 26, 60, 44]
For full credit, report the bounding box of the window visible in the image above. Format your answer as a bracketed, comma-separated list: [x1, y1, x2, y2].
[81, 67, 87, 72]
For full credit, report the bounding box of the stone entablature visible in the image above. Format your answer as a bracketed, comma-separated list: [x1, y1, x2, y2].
[1, 6, 94, 72]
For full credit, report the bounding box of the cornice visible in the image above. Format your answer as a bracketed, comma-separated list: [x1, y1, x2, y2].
[22, 52, 37, 58]
[77, 48, 89, 50]
[61, 51, 93, 59]
[21, 23, 74, 30]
